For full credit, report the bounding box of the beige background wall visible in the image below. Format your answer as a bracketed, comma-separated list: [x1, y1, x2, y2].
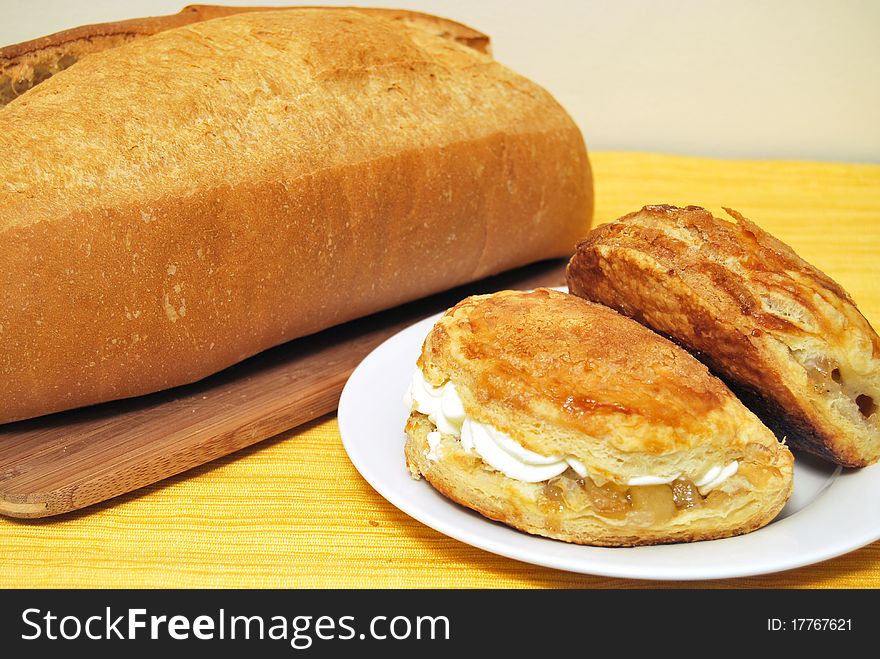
[3, 0, 878, 162]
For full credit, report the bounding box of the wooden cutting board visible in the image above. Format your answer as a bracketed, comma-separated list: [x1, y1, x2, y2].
[0, 260, 566, 518]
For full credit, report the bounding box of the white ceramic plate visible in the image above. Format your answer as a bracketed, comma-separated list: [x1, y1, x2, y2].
[339, 311, 880, 580]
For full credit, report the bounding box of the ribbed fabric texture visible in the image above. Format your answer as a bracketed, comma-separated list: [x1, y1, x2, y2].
[2, 152, 878, 588]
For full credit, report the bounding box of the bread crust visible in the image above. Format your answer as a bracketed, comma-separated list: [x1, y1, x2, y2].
[566, 205, 880, 466]
[0, 10, 592, 424]
[407, 289, 793, 546]
[0, 5, 490, 106]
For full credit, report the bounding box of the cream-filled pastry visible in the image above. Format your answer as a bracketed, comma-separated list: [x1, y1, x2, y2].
[404, 288, 793, 547]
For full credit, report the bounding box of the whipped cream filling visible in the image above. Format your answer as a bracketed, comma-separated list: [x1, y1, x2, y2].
[405, 369, 737, 493]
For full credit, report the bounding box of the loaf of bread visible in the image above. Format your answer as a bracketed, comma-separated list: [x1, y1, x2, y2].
[0, 8, 592, 424]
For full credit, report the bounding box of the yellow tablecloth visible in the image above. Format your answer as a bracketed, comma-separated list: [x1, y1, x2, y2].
[3, 152, 879, 588]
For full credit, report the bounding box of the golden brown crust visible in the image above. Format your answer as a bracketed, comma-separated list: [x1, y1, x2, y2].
[0, 5, 491, 107]
[419, 289, 774, 479]
[0, 10, 591, 424]
[406, 297, 794, 547]
[567, 205, 880, 466]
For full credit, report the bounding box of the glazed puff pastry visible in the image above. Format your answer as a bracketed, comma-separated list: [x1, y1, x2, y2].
[403, 289, 793, 547]
[567, 204, 880, 467]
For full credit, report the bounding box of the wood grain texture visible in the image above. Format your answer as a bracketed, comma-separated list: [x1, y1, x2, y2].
[0, 260, 566, 518]
[1, 152, 878, 588]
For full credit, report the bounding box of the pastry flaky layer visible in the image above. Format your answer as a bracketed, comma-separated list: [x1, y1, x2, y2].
[566, 205, 880, 467]
[404, 289, 793, 546]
